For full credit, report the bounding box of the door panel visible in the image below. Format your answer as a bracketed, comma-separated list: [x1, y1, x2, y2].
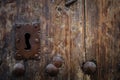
[0, 0, 85, 80]
[85, 0, 120, 80]
[0, 0, 119, 80]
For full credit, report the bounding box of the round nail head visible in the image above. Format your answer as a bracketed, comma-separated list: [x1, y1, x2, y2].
[83, 61, 96, 75]
[45, 64, 59, 77]
[12, 63, 25, 77]
[52, 56, 63, 68]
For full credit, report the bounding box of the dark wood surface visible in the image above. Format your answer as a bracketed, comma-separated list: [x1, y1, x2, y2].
[0, 0, 119, 80]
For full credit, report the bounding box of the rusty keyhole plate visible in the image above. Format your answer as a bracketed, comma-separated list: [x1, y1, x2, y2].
[15, 23, 40, 60]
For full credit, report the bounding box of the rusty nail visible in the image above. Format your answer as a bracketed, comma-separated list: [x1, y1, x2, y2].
[82, 61, 97, 75]
[65, 0, 77, 7]
[12, 63, 25, 77]
[45, 64, 59, 77]
[57, 6, 62, 11]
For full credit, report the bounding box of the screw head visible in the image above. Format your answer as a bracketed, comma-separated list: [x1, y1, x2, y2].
[82, 61, 97, 75]
[12, 63, 25, 77]
[52, 56, 63, 68]
[35, 38, 39, 43]
[45, 64, 59, 77]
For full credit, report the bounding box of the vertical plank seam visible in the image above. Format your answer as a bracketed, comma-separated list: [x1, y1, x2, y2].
[83, 0, 86, 60]
[83, 0, 86, 79]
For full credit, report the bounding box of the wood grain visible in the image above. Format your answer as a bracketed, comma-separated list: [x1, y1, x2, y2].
[85, 0, 120, 80]
[0, 0, 85, 80]
[0, 0, 119, 80]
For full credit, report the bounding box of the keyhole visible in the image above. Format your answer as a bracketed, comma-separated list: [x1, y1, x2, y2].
[24, 33, 31, 50]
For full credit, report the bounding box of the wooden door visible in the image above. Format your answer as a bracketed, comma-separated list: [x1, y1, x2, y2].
[0, 0, 120, 80]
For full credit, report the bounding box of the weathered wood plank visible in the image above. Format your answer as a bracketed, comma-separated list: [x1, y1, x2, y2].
[0, 0, 85, 80]
[85, 0, 120, 80]
[0, 1, 17, 80]
[48, 0, 85, 80]
[69, 0, 86, 79]
[98, 0, 120, 80]
[0, 0, 119, 80]
[85, 0, 99, 79]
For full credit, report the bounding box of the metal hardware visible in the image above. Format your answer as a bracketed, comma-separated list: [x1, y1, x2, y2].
[45, 64, 59, 77]
[12, 63, 25, 77]
[65, 0, 77, 7]
[52, 56, 63, 68]
[15, 23, 40, 60]
[82, 61, 97, 75]
[35, 38, 39, 43]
